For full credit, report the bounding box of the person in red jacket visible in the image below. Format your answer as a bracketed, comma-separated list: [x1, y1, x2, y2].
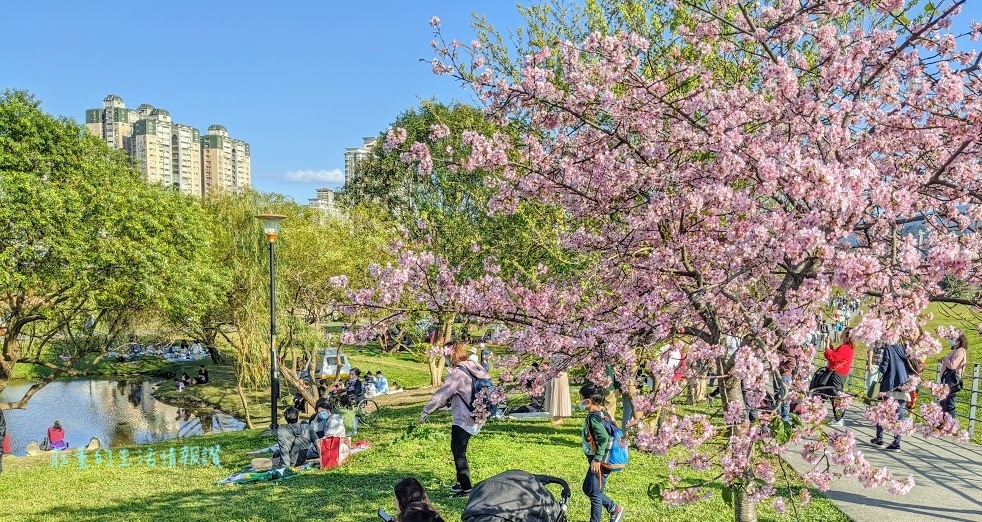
[824, 328, 855, 427]
[47, 420, 68, 451]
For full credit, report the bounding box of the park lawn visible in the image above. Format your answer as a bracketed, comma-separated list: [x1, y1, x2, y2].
[151, 347, 440, 430]
[9, 348, 178, 381]
[923, 301, 981, 367]
[348, 351, 434, 389]
[0, 398, 846, 522]
[154, 359, 285, 430]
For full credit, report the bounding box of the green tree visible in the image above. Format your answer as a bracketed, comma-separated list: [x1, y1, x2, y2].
[0, 90, 217, 409]
[274, 202, 395, 407]
[178, 192, 394, 424]
[344, 101, 581, 385]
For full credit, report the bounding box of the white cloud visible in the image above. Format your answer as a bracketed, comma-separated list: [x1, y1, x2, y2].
[282, 168, 344, 184]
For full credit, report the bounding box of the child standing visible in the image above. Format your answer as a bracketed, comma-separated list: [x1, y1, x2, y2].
[580, 383, 625, 522]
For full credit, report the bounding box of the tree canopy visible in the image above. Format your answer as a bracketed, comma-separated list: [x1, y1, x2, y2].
[351, 0, 982, 515]
[0, 90, 217, 409]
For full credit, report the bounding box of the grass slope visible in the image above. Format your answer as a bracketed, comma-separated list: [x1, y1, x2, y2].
[0, 353, 846, 522]
[831, 302, 982, 442]
[0, 403, 845, 522]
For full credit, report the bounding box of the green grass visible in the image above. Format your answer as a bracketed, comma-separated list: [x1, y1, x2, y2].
[923, 301, 982, 365]
[348, 351, 434, 389]
[0, 402, 845, 522]
[0, 351, 846, 522]
[152, 360, 279, 429]
[9, 349, 177, 381]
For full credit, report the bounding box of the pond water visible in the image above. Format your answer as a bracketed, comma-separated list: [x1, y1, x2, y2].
[0, 379, 244, 456]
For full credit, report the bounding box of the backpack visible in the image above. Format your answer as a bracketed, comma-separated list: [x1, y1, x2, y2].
[586, 411, 629, 472]
[457, 365, 499, 418]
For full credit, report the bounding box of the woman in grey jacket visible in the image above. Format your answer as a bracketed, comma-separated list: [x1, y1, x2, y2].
[419, 342, 490, 497]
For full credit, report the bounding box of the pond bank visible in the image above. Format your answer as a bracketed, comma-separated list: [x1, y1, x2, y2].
[0, 378, 243, 456]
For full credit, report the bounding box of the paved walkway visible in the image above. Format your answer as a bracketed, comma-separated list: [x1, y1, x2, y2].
[783, 408, 982, 521]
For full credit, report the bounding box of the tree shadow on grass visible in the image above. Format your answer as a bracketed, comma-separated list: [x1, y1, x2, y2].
[21, 468, 450, 522]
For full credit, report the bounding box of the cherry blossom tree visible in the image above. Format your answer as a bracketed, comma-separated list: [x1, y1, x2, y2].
[344, 1, 982, 519]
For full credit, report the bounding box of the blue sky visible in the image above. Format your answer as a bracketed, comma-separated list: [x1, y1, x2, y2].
[0, 1, 524, 202]
[2, 2, 981, 203]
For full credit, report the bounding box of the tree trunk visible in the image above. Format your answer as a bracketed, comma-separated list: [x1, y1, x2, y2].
[234, 369, 254, 429]
[332, 333, 344, 385]
[718, 353, 746, 432]
[426, 318, 452, 386]
[279, 354, 317, 409]
[687, 366, 708, 405]
[428, 357, 447, 387]
[207, 346, 225, 364]
[0, 327, 22, 388]
[734, 487, 758, 522]
[204, 329, 225, 364]
[395, 328, 408, 352]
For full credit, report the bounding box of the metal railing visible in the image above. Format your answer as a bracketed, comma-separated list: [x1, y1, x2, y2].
[813, 351, 980, 439]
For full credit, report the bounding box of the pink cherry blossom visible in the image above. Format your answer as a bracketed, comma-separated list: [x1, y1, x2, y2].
[887, 476, 915, 495]
[352, 1, 982, 508]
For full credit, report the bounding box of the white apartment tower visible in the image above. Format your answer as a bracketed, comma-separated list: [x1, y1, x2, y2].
[307, 187, 336, 212]
[344, 137, 377, 187]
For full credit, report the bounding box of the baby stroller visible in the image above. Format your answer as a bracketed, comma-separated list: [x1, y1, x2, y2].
[462, 470, 570, 522]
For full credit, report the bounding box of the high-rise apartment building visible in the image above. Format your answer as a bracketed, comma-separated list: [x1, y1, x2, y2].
[85, 94, 137, 150]
[85, 94, 249, 197]
[344, 137, 377, 187]
[201, 125, 251, 193]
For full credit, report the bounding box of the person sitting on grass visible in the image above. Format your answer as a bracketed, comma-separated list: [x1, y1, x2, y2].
[272, 406, 318, 468]
[393, 477, 444, 522]
[196, 365, 209, 384]
[364, 372, 378, 398]
[309, 398, 346, 439]
[46, 420, 68, 451]
[375, 371, 389, 394]
[344, 368, 364, 407]
[180, 372, 194, 388]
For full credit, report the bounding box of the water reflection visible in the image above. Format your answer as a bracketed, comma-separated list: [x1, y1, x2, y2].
[0, 379, 243, 456]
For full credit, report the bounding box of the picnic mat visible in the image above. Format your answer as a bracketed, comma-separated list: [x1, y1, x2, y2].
[219, 462, 315, 485]
[505, 412, 553, 420]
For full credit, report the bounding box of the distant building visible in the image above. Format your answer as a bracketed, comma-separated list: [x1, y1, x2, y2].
[85, 94, 135, 150]
[201, 124, 251, 194]
[307, 187, 339, 218]
[84, 94, 249, 196]
[344, 137, 377, 187]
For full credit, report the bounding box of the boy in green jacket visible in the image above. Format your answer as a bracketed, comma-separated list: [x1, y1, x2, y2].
[580, 383, 625, 522]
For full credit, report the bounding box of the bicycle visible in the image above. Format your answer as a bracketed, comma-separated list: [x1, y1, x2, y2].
[356, 396, 380, 425]
[330, 389, 381, 426]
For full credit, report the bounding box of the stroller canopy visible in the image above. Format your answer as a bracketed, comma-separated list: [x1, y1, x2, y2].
[463, 470, 570, 522]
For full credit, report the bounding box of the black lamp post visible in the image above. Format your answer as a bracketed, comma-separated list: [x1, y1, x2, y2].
[257, 213, 285, 431]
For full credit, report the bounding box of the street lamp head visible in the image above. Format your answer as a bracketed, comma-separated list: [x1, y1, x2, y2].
[256, 214, 286, 242]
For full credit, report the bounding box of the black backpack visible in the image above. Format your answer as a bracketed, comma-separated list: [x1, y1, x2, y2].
[457, 365, 498, 417]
